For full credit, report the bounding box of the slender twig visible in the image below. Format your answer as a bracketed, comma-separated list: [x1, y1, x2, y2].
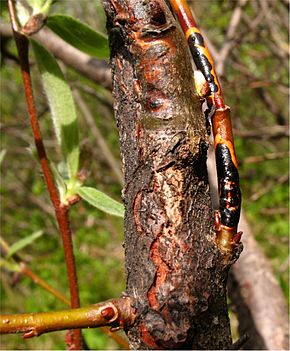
[0, 297, 134, 338]
[259, 0, 289, 59]
[73, 83, 114, 110]
[234, 125, 289, 139]
[254, 87, 286, 126]
[216, 0, 248, 76]
[260, 208, 288, 216]
[250, 174, 288, 202]
[20, 264, 71, 305]
[73, 89, 123, 186]
[243, 151, 289, 164]
[23, 263, 130, 349]
[0, 237, 129, 349]
[7, 1, 82, 348]
[0, 21, 112, 89]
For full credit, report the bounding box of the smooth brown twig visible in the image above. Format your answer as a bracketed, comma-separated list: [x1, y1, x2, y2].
[243, 151, 289, 164]
[7, 1, 82, 348]
[233, 125, 289, 139]
[249, 174, 288, 202]
[216, 0, 248, 76]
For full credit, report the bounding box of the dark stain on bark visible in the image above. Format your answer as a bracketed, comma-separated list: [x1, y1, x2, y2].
[102, 0, 241, 349]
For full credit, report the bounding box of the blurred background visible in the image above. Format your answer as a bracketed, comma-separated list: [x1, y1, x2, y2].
[0, 0, 288, 349]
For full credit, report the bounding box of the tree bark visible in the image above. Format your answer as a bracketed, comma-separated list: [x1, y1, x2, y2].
[101, 0, 241, 349]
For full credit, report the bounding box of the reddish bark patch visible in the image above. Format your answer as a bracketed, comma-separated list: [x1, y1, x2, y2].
[147, 237, 169, 309]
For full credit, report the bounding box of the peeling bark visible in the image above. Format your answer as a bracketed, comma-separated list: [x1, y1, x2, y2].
[101, 0, 241, 349]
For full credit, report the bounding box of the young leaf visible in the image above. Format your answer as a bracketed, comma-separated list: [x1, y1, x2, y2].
[15, 0, 31, 26]
[0, 259, 20, 273]
[0, 149, 7, 166]
[50, 161, 67, 202]
[77, 187, 124, 218]
[6, 230, 43, 258]
[27, 0, 52, 13]
[31, 39, 79, 179]
[46, 15, 109, 59]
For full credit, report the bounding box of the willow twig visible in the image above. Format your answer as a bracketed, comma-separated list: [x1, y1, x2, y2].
[249, 174, 288, 202]
[7, 1, 82, 348]
[216, 0, 248, 76]
[0, 236, 129, 349]
[243, 151, 289, 164]
[0, 297, 134, 338]
[233, 125, 289, 139]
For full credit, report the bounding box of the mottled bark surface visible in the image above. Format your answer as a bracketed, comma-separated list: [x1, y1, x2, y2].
[102, 0, 240, 349]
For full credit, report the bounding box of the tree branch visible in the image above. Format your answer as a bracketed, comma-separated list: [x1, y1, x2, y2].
[7, 1, 83, 348]
[101, 0, 241, 348]
[0, 21, 112, 89]
[216, 0, 248, 76]
[0, 297, 134, 338]
[233, 125, 289, 139]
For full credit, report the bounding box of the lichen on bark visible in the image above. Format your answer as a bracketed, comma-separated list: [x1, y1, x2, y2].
[102, 0, 238, 349]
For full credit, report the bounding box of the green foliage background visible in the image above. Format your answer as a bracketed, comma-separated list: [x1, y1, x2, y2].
[1, 0, 288, 349]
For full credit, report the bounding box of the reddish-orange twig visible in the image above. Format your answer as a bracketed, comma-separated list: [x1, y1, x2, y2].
[169, 0, 242, 253]
[7, 1, 82, 348]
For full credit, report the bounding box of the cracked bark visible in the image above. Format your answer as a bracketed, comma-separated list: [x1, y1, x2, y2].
[101, 0, 241, 349]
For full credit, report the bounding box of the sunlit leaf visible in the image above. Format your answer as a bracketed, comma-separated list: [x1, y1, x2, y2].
[6, 230, 43, 258]
[15, 0, 31, 26]
[31, 39, 79, 179]
[0, 150, 7, 166]
[77, 186, 124, 218]
[26, 0, 51, 12]
[0, 258, 20, 272]
[50, 161, 67, 202]
[46, 15, 109, 59]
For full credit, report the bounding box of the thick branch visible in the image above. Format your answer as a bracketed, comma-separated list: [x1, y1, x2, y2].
[102, 0, 241, 349]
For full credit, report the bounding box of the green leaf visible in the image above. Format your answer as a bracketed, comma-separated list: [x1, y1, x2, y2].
[0, 258, 20, 273]
[50, 161, 67, 202]
[0, 149, 7, 166]
[15, 0, 52, 27]
[46, 15, 109, 59]
[15, 0, 31, 26]
[27, 0, 52, 13]
[77, 187, 124, 218]
[31, 39, 79, 179]
[6, 230, 43, 258]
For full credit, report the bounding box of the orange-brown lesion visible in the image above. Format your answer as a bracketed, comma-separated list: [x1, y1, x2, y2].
[147, 236, 169, 309]
[133, 191, 144, 235]
[212, 108, 239, 169]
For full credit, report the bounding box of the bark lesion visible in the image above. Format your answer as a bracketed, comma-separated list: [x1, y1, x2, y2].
[103, 0, 236, 349]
